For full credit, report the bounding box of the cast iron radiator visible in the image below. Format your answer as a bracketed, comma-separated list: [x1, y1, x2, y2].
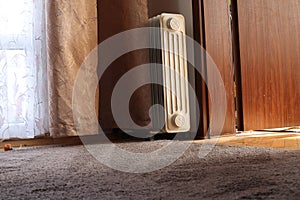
[149, 13, 191, 133]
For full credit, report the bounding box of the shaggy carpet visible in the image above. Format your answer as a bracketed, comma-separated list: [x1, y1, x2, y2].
[0, 141, 299, 199]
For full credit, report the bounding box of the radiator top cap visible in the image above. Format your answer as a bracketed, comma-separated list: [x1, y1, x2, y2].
[173, 114, 186, 128]
[167, 18, 181, 31]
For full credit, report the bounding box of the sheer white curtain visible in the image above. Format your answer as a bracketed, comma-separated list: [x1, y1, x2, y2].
[0, 0, 48, 139]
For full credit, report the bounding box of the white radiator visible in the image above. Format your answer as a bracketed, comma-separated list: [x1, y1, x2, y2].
[149, 13, 190, 133]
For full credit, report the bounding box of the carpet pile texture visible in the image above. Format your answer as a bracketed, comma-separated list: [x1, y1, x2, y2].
[0, 141, 299, 199]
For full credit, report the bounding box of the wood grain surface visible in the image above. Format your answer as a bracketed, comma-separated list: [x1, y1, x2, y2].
[236, 0, 300, 130]
[203, 0, 236, 135]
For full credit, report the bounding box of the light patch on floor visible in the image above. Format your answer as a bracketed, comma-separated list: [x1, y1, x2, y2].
[195, 132, 300, 150]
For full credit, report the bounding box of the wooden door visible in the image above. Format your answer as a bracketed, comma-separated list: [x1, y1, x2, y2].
[203, 0, 236, 135]
[233, 0, 300, 130]
[193, 0, 236, 136]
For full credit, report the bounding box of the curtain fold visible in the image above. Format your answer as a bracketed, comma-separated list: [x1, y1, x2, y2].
[1, 0, 150, 139]
[46, 0, 98, 137]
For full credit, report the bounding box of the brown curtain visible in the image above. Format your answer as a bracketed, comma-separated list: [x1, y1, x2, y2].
[46, 0, 150, 136]
[98, 0, 152, 131]
[46, 0, 98, 136]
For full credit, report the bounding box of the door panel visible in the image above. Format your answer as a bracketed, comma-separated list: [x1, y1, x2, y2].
[235, 0, 300, 130]
[192, 0, 236, 136]
[203, 0, 236, 135]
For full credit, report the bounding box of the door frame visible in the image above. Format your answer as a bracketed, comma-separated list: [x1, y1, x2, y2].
[192, 0, 236, 137]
